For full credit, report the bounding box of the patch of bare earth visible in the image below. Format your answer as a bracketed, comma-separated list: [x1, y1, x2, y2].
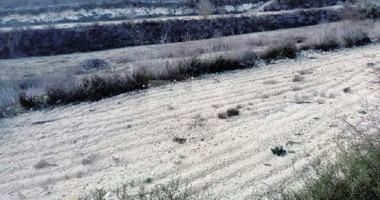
[0, 45, 379, 199]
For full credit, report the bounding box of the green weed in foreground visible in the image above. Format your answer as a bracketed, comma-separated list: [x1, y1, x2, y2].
[284, 139, 380, 200]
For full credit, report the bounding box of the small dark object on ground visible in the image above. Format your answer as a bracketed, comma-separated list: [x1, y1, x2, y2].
[359, 110, 367, 115]
[292, 75, 304, 82]
[271, 145, 287, 156]
[79, 59, 110, 72]
[217, 112, 228, 119]
[144, 177, 153, 184]
[32, 119, 55, 126]
[19, 93, 35, 108]
[34, 159, 56, 169]
[343, 87, 351, 93]
[173, 137, 187, 144]
[226, 108, 239, 117]
[367, 63, 375, 67]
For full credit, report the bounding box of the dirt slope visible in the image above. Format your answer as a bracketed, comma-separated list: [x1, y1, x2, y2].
[0, 45, 380, 200]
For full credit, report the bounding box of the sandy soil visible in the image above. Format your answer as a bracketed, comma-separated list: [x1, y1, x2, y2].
[0, 44, 380, 200]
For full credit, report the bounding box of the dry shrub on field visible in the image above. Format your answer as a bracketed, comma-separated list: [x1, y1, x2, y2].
[337, 22, 372, 47]
[292, 75, 304, 82]
[0, 82, 18, 115]
[80, 179, 209, 200]
[218, 107, 240, 119]
[47, 68, 150, 104]
[369, 21, 380, 42]
[302, 22, 372, 51]
[77, 58, 111, 74]
[260, 39, 298, 60]
[301, 28, 340, 51]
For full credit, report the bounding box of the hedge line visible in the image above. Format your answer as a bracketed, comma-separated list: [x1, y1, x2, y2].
[0, 8, 342, 59]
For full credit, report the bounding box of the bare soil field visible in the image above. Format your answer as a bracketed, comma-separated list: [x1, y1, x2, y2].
[1, 44, 379, 199]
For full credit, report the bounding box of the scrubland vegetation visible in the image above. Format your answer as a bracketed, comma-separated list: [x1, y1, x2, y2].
[1, 18, 378, 118]
[0, 8, 341, 59]
[0, 1, 380, 199]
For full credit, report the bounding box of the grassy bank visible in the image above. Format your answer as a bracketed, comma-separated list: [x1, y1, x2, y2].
[0, 20, 378, 118]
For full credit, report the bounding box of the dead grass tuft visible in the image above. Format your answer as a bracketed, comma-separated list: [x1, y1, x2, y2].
[260, 40, 298, 60]
[292, 75, 304, 82]
[79, 179, 209, 200]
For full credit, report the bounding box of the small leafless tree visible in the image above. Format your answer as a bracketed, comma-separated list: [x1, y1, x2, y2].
[196, 0, 214, 19]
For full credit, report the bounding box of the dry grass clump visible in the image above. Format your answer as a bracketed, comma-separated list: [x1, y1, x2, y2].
[343, 87, 351, 93]
[301, 28, 340, 51]
[338, 23, 372, 48]
[47, 69, 150, 105]
[292, 75, 304, 82]
[77, 58, 111, 74]
[369, 21, 380, 41]
[173, 137, 187, 144]
[226, 108, 239, 117]
[79, 179, 209, 200]
[301, 22, 373, 51]
[260, 40, 298, 60]
[218, 107, 240, 119]
[0, 82, 18, 114]
[34, 159, 56, 169]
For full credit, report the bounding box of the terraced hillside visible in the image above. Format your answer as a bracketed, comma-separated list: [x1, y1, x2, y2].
[0, 44, 379, 199]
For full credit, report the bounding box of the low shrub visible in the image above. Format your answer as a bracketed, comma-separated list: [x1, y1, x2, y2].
[313, 37, 340, 51]
[18, 92, 36, 108]
[173, 137, 187, 144]
[226, 108, 239, 117]
[78, 58, 111, 74]
[260, 40, 298, 60]
[0, 83, 18, 110]
[363, 3, 380, 19]
[292, 75, 304, 82]
[271, 145, 287, 156]
[339, 25, 372, 48]
[79, 179, 209, 200]
[302, 29, 340, 51]
[46, 68, 151, 105]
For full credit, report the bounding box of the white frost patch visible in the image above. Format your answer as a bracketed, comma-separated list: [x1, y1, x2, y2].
[224, 5, 235, 12]
[237, 3, 253, 12]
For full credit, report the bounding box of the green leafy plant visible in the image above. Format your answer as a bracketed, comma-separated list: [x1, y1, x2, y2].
[271, 145, 287, 156]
